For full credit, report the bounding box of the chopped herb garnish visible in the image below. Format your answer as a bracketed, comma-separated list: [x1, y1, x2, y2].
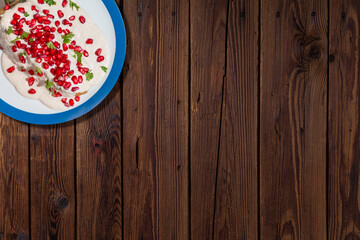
[20, 31, 29, 39]
[10, 37, 21, 43]
[46, 41, 56, 49]
[69, 0, 80, 10]
[24, 12, 29, 17]
[19, 52, 24, 57]
[101, 66, 108, 72]
[85, 71, 93, 81]
[29, 38, 34, 43]
[44, 0, 56, 6]
[74, 50, 83, 64]
[45, 80, 54, 89]
[62, 32, 75, 44]
[36, 67, 42, 74]
[6, 26, 13, 35]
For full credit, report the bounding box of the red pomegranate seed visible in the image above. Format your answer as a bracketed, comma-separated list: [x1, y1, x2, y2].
[51, 27, 56, 32]
[97, 56, 105, 62]
[4, 3, 10, 10]
[69, 15, 75, 21]
[71, 76, 78, 84]
[62, 0, 68, 7]
[83, 50, 89, 57]
[31, 5, 38, 12]
[29, 70, 34, 75]
[63, 82, 71, 90]
[19, 56, 26, 63]
[37, 0, 44, 4]
[25, 49, 31, 55]
[37, 72, 44, 77]
[79, 16, 86, 24]
[57, 10, 64, 18]
[69, 99, 74, 106]
[19, 18, 26, 24]
[68, 23, 73, 27]
[71, 87, 79, 92]
[62, 19, 69, 25]
[42, 62, 49, 69]
[95, 48, 102, 56]
[55, 20, 60, 27]
[56, 92, 62, 97]
[57, 28, 62, 34]
[70, 40, 76, 45]
[75, 96, 80, 102]
[61, 98, 67, 103]
[78, 76, 83, 83]
[27, 77, 35, 86]
[85, 38, 93, 44]
[18, 7, 25, 13]
[7, 66, 15, 73]
[58, 80, 64, 86]
[20, 68, 26, 72]
[28, 89, 36, 94]
[13, 13, 20, 20]
[74, 46, 81, 52]
[12, 46, 17, 52]
[43, 20, 51, 25]
[43, 9, 49, 14]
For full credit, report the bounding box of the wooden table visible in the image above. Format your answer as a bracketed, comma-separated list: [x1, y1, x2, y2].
[0, 0, 358, 239]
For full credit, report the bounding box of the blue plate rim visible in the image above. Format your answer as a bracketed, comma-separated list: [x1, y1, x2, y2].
[0, 0, 126, 125]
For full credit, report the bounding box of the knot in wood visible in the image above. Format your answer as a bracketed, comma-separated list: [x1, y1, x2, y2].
[57, 196, 69, 210]
[308, 45, 321, 59]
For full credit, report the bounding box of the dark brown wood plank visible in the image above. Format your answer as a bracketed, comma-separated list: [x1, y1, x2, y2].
[76, 86, 122, 239]
[122, 0, 189, 239]
[30, 123, 75, 239]
[260, 0, 327, 239]
[328, 0, 360, 238]
[190, 0, 228, 239]
[213, 0, 258, 239]
[0, 115, 29, 239]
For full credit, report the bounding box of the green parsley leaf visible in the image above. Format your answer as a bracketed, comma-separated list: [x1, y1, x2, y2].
[20, 31, 29, 39]
[101, 66, 108, 72]
[74, 50, 83, 64]
[46, 41, 56, 49]
[36, 67, 42, 74]
[24, 12, 29, 17]
[29, 38, 34, 43]
[69, 0, 80, 10]
[44, 0, 56, 6]
[6, 26, 13, 35]
[45, 80, 54, 89]
[10, 37, 21, 43]
[62, 32, 75, 44]
[19, 53, 24, 57]
[85, 71, 93, 81]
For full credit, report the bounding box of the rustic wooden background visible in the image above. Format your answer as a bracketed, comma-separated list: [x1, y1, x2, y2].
[1, 0, 359, 239]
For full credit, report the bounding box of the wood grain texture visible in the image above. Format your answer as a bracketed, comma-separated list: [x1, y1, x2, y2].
[260, 0, 327, 239]
[122, 0, 189, 239]
[30, 123, 75, 240]
[190, 0, 228, 239]
[213, 0, 258, 239]
[328, 0, 360, 238]
[0, 116, 29, 240]
[76, 81, 122, 240]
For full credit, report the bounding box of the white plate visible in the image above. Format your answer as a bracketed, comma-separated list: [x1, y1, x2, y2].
[0, 0, 126, 124]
